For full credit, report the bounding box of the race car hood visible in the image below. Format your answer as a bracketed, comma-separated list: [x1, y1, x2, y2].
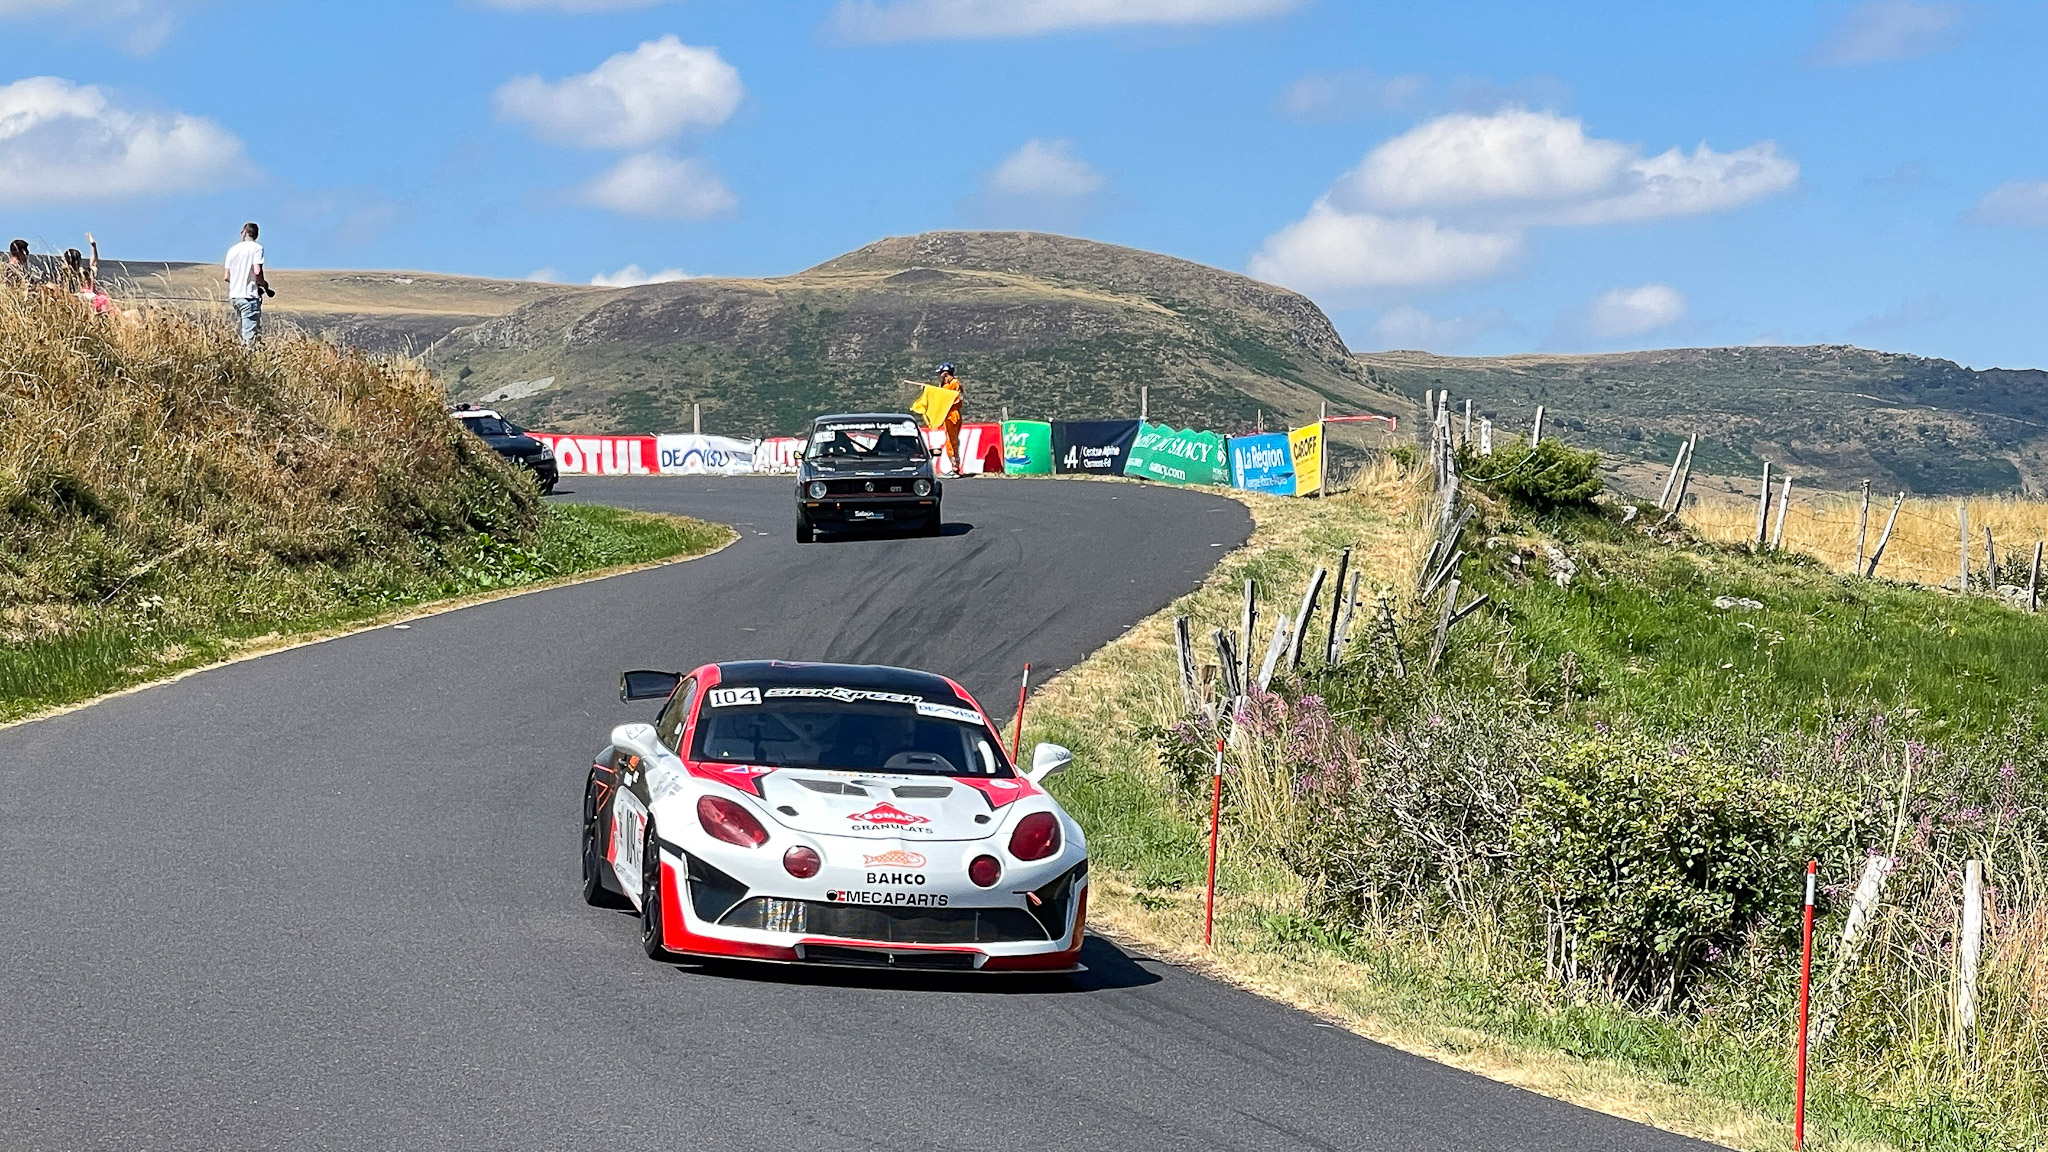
[800, 459, 928, 478]
[756, 769, 1024, 842]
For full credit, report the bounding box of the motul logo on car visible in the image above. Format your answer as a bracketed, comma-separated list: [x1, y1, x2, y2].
[847, 803, 927, 827]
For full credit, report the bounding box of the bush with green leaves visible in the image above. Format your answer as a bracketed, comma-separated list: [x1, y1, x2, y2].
[1457, 436, 1603, 509]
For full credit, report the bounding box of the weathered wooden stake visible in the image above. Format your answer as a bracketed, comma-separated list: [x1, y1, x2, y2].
[1375, 595, 1406, 679]
[1174, 616, 1199, 714]
[1958, 860, 1984, 1044]
[1462, 398, 1472, 446]
[1854, 480, 1872, 575]
[1530, 405, 1544, 446]
[1866, 492, 1905, 578]
[1958, 502, 1971, 592]
[1479, 418, 1493, 456]
[2030, 541, 2042, 612]
[1421, 549, 1465, 603]
[1330, 571, 1362, 662]
[1325, 548, 1352, 664]
[1670, 433, 1697, 513]
[1211, 628, 1243, 703]
[1288, 567, 1327, 668]
[1771, 476, 1793, 551]
[1239, 579, 1257, 687]
[1658, 440, 1687, 510]
[1002, 404, 1009, 424]
[1754, 462, 1773, 546]
[1984, 526, 1998, 590]
[1256, 612, 1289, 692]
[1140, 385, 1149, 423]
[1428, 577, 1460, 672]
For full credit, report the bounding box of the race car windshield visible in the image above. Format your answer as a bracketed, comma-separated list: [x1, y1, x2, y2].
[461, 416, 518, 436]
[692, 695, 1013, 778]
[807, 422, 925, 460]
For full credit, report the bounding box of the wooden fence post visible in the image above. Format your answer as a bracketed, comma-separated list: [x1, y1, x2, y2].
[1866, 493, 1905, 578]
[1462, 398, 1472, 446]
[1256, 612, 1290, 692]
[1658, 440, 1687, 511]
[1479, 418, 1493, 456]
[1211, 627, 1243, 704]
[1854, 480, 1872, 576]
[1174, 616, 1199, 715]
[1239, 579, 1257, 687]
[1287, 567, 1326, 668]
[1330, 571, 1362, 662]
[1375, 596, 1406, 679]
[1984, 526, 1998, 590]
[1771, 476, 1793, 551]
[2030, 541, 2042, 612]
[1325, 548, 1352, 664]
[1140, 385, 1148, 423]
[1957, 860, 1984, 1048]
[1428, 577, 1460, 672]
[1754, 462, 1773, 546]
[1958, 503, 1970, 592]
[1531, 405, 1544, 446]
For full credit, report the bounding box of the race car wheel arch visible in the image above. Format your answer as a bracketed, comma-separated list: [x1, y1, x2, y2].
[795, 513, 814, 544]
[581, 773, 627, 909]
[640, 825, 674, 961]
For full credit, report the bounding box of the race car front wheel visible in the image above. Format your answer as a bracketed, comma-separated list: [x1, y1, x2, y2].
[581, 776, 626, 908]
[639, 825, 673, 961]
[795, 513, 814, 544]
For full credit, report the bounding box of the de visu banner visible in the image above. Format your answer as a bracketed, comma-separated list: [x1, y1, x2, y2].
[1050, 420, 1141, 476]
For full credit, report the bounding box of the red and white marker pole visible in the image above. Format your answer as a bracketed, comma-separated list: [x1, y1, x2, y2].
[1203, 736, 1224, 948]
[1009, 663, 1030, 762]
[1795, 859, 1817, 1150]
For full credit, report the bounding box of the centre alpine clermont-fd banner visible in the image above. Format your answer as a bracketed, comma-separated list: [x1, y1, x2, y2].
[1050, 420, 1141, 476]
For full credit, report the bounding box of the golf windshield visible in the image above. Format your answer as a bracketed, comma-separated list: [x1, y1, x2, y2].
[807, 420, 926, 460]
[462, 416, 519, 436]
[692, 689, 1012, 778]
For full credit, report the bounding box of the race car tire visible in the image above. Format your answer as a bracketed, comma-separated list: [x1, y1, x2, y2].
[795, 514, 814, 544]
[540, 478, 557, 496]
[918, 510, 942, 537]
[581, 776, 627, 908]
[639, 825, 673, 961]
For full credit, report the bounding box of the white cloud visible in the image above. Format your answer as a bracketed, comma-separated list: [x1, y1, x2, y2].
[0, 77, 247, 205]
[1276, 70, 1425, 121]
[0, 0, 185, 55]
[526, 267, 562, 282]
[589, 263, 692, 287]
[1367, 305, 1512, 351]
[1247, 205, 1521, 294]
[1972, 181, 2048, 227]
[1811, 1, 1963, 66]
[832, 0, 1300, 41]
[1251, 109, 1796, 297]
[986, 139, 1103, 199]
[495, 35, 742, 150]
[579, 153, 736, 219]
[1578, 284, 1686, 339]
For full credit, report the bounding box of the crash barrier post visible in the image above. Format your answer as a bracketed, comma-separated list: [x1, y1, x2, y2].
[1203, 736, 1224, 948]
[1010, 664, 1030, 762]
[1795, 859, 1816, 1150]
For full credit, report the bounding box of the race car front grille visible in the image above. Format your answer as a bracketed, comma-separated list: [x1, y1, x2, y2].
[800, 944, 979, 971]
[718, 897, 1051, 944]
[819, 479, 917, 496]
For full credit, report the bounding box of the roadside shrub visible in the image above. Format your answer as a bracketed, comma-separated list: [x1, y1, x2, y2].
[1458, 436, 1603, 509]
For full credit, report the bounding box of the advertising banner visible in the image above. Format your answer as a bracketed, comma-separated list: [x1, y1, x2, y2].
[1288, 421, 1324, 497]
[754, 436, 804, 474]
[655, 434, 757, 476]
[526, 432, 656, 476]
[1124, 423, 1230, 487]
[920, 422, 1005, 475]
[1001, 421, 1054, 476]
[1051, 420, 1141, 476]
[1228, 432, 1295, 495]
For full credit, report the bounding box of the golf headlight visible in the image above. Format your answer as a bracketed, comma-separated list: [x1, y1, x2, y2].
[913, 479, 932, 496]
[807, 481, 828, 499]
[536, 445, 554, 460]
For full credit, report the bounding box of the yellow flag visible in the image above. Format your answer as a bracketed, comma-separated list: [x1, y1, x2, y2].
[1289, 422, 1323, 497]
[912, 384, 960, 429]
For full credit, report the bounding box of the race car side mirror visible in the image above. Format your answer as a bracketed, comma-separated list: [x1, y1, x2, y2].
[1027, 742, 1073, 783]
[620, 669, 682, 702]
[610, 723, 662, 761]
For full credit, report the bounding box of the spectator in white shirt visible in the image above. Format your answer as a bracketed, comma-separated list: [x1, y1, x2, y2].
[223, 222, 268, 344]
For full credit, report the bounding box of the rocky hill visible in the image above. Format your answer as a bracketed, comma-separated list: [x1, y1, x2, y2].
[428, 231, 1412, 437]
[1361, 346, 2048, 497]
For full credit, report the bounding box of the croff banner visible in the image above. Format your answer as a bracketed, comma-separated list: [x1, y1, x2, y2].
[920, 422, 1005, 474]
[1228, 432, 1295, 495]
[527, 432, 656, 476]
[1050, 420, 1141, 476]
[1001, 421, 1054, 476]
[1288, 421, 1324, 497]
[655, 434, 757, 476]
[1124, 423, 1229, 486]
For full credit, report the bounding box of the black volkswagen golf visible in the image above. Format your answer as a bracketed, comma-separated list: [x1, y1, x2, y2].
[793, 413, 942, 542]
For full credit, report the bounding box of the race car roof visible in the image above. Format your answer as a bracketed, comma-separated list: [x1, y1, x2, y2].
[812, 412, 918, 427]
[714, 661, 970, 705]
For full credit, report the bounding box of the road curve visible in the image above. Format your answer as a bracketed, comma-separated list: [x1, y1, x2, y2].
[0, 476, 1711, 1152]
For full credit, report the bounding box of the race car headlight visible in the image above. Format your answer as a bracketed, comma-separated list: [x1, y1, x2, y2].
[913, 479, 932, 496]
[1009, 812, 1062, 861]
[782, 845, 821, 878]
[806, 481, 828, 499]
[698, 795, 768, 848]
[536, 445, 554, 461]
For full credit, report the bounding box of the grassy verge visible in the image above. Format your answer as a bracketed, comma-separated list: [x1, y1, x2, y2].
[0, 502, 729, 726]
[1024, 462, 2035, 1152]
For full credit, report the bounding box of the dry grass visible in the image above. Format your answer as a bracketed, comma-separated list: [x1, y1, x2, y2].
[1686, 489, 2048, 593]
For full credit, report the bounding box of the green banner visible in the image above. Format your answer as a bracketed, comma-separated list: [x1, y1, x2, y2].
[1124, 422, 1229, 486]
[1001, 421, 1054, 475]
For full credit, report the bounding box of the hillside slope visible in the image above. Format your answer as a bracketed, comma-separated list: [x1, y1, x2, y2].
[429, 231, 1413, 437]
[1361, 346, 2048, 497]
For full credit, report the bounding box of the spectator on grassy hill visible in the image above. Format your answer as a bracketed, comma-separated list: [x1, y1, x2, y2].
[223, 222, 268, 344]
[4, 239, 33, 288]
[59, 233, 110, 315]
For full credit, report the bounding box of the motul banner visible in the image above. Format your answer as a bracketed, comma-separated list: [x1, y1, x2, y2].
[755, 436, 804, 474]
[921, 422, 1005, 474]
[527, 432, 656, 476]
[655, 434, 757, 476]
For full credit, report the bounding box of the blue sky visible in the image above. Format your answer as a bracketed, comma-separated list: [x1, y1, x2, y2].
[3, 0, 2046, 368]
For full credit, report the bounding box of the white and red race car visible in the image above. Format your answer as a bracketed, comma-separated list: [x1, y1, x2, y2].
[582, 660, 1089, 973]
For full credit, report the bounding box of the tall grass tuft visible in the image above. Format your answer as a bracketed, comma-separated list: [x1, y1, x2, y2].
[1687, 489, 2048, 594]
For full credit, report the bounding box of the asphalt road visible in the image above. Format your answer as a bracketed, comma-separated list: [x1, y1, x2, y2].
[0, 476, 1714, 1151]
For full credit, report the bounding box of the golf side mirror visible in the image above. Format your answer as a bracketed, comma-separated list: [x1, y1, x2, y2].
[1027, 742, 1073, 783]
[619, 669, 681, 702]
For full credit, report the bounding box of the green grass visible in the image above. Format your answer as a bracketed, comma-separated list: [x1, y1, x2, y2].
[0, 503, 727, 724]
